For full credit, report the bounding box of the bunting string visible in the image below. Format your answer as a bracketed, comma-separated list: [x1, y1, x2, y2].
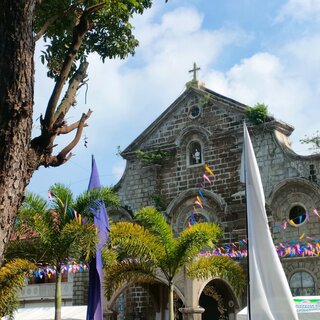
[31, 260, 89, 278]
[187, 164, 215, 227]
[199, 238, 320, 259]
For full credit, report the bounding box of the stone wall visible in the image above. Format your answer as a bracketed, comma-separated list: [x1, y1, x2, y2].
[72, 270, 89, 305]
[114, 84, 320, 316]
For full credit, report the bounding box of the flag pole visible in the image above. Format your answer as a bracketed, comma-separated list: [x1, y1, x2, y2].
[242, 122, 251, 320]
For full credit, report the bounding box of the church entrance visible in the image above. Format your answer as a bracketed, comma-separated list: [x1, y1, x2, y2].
[199, 279, 238, 320]
[109, 282, 184, 320]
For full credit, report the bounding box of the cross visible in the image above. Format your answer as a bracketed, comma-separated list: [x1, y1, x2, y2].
[189, 62, 200, 81]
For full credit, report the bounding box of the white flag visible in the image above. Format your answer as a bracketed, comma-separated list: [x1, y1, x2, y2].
[242, 123, 298, 320]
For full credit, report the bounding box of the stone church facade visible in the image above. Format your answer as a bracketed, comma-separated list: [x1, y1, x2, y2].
[104, 79, 320, 319]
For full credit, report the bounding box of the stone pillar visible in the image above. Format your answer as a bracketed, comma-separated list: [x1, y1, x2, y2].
[103, 309, 116, 320]
[179, 268, 205, 320]
[179, 306, 204, 320]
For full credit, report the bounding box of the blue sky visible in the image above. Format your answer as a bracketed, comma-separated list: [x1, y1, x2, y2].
[29, 0, 320, 197]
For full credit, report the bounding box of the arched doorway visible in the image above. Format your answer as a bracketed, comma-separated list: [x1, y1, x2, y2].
[109, 282, 184, 320]
[199, 279, 239, 320]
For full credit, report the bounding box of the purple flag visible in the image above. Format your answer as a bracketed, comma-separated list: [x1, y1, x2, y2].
[86, 156, 109, 320]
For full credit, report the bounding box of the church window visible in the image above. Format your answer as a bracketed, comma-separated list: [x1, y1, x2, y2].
[188, 141, 203, 166]
[290, 271, 315, 296]
[289, 205, 307, 226]
[188, 105, 201, 119]
[185, 211, 208, 228]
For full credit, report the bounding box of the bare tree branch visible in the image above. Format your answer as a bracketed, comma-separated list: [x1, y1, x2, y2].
[34, 14, 60, 42]
[43, 5, 102, 128]
[53, 62, 89, 125]
[56, 120, 88, 135]
[44, 109, 92, 167]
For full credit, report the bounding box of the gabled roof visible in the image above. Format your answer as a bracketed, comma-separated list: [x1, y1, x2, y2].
[121, 83, 294, 158]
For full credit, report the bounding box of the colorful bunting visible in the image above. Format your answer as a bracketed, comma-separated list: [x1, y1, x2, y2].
[204, 164, 214, 176]
[187, 164, 215, 227]
[203, 173, 212, 184]
[31, 260, 89, 278]
[199, 238, 320, 259]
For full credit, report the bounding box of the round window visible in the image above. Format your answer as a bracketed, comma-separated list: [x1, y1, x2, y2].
[188, 105, 201, 119]
[289, 205, 307, 226]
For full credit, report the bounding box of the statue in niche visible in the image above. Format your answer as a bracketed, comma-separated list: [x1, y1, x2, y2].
[189, 142, 202, 165]
[193, 149, 201, 164]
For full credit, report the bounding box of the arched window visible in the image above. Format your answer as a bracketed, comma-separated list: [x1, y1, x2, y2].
[185, 211, 208, 228]
[188, 141, 203, 166]
[289, 271, 315, 296]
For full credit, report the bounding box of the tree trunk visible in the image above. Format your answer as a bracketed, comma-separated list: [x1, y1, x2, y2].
[55, 265, 62, 320]
[0, 1, 37, 262]
[169, 280, 174, 320]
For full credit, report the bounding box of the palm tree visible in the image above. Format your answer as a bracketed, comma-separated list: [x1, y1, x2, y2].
[104, 207, 245, 320]
[6, 183, 119, 320]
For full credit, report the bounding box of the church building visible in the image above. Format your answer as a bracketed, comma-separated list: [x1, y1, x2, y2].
[105, 66, 320, 319]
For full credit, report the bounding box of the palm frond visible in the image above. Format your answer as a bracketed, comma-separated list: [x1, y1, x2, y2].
[172, 223, 222, 272]
[186, 255, 245, 295]
[101, 247, 119, 268]
[5, 238, 56, 264]
[134, 207, 175, 251]
[110, 221, 165, 262]
[104, 259, 156, 299]
[75, 187, 120, 217]
[0, 259, 35, 318]
[33, 212, 56, 245]
[49, 183, 74, 208]
[49, 184, 75, 227]
[61, 220, 98, 262]
[18, 192, 47, 227]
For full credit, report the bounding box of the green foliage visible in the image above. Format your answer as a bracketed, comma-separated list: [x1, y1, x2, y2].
[7, 183, 120, 320]
[245, 103, 269, 124]
[109, 221, 165, 262]
[5, 238, 56, 265]
[300, 130, 320, 153]
[74, 186, 120, 217]
[136, 149, 174, 165]
[150, 194, 167, 211]
[35, 0, 153, 79]
[0, 259, 35, 319]
[104, 207, 244, 319]
[174, 223, 222, 268]
[12, 183, 119, 264]
[187, 255, 245, 296]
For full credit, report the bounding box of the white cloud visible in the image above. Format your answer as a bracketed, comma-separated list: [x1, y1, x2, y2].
[205, 49, 319, 154]
[30, 2, 320, 195]
[276, 0, 320, 22]
[281, 35, 320, 79]
[85, 6, 248, 135]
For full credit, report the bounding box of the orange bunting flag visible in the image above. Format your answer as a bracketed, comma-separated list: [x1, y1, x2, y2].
[78, 213, 82, 225]
[203, 174, 211, 184]
[204, 164, 214, 176]
[196, 195, 202, 205]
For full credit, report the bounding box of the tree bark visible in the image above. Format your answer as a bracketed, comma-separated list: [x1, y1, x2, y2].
[169, 280, 174, 320]
[55, 265, 62, 320]
[0, 0, 37, 263]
